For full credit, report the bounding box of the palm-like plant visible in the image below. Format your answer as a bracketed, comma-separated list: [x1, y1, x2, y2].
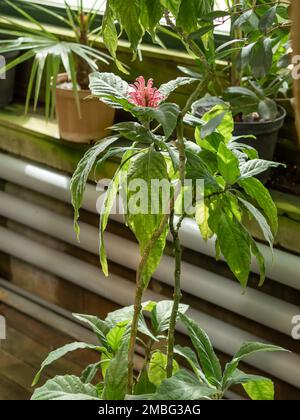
[0, 0, 112, 117]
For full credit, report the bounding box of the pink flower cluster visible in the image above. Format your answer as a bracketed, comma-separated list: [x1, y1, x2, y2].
[128, 76, 164, 108]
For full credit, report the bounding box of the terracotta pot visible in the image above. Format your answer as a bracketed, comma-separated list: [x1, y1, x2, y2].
[55, 74, 115, 143]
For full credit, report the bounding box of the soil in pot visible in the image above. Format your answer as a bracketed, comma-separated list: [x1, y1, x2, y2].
[55, 74, 115, 143]
[0, 50, 19, 108]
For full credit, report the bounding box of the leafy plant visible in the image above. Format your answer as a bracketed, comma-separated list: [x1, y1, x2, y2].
[31, 1, 288, 401]
[0, 0, 113, 117]
[32, 303, 286, 400]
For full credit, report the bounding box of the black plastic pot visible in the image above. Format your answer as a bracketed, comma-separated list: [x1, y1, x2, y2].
[233, 106, 286, 161]
[233, 106, 286, 183]
[0, 50, 19, 108]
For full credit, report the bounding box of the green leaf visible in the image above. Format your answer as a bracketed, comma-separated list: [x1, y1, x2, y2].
[102, 4, 128, 73]
[148, 351, 179, 386]
[133, 103, 180, 139]
[33, 342, 102, 386]
[243, 379, 274, 400]
[200, 105, 234, 143]
[237, 196, 274, 252]
[106, 324, 128, 352]
[200, 112, 226, 138]
[134, 370, 156, 395]
[89, 72, 131, 109]
[160, 0, 182, 17]
[174, 345, 206, 383]
[224, 368, 274, 400]
[217, 142, 240, 185]
[250, 39, 273, 78]
[239, 177, 278, 235]
[259, 6, 277, 34]
[99, 170, 120, 276]
[126, 148, 170, 285]
[195, 201, 213, 241]
[239, 159, 283, 180]
[102, 341, 129, 400]
[105, 303, 159, 342]
[80, 363, 100, 384]
[110, 122, 155, 144]
[109, 0, 145, 53]
[72, 314, 109, 345]
[70, 136, 120, 238]
[31, 375, 100, 400]
[222, 342, 287, 387]
[180, 314, 222, 386]
[208, 205, 251, 287]
[185, 150, 222, 196]
[249, 237, 266, 287]
[140, 0, 164, 38]
[159, 77, 197, 99]
[154, 369, 216, 400]
[151, 300, 189, 335]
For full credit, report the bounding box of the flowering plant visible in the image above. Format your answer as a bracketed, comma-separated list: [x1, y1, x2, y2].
[32, 71, 286, 400]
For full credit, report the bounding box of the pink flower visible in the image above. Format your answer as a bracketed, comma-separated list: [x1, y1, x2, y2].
[128, 76, 164, 108]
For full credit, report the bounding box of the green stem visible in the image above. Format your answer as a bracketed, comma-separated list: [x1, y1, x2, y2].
[166, 210, 183, 377]
[127, 206, 173, 394]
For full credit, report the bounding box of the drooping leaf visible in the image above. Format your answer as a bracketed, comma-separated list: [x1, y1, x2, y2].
[32, 343, 102, 386]
[160, 0, 183, 17]
[31, 375, 100, 400]
[126, 148, 170, 285]
[140, 0, 164, 38]
[70, 136, 120, 237]
[223, 368, 274, 400]
[102, 4, 128, 73]
[180, 314, 222, 386]
[102, 341, 129, 400]
[222, 342, 287, 387]
[239, 177, 278, 235]
[259, 6, 277, 34]
[99, 170, 121, 276]
[109, 0, 145, 53]
[208, 204, 251, 287]
[148, 351, 179, 386]
[237, 196, 274, 251]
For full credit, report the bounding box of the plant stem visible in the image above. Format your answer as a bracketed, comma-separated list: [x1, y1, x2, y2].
[166, 210, 183, 377]
[127, 205, 174, 394]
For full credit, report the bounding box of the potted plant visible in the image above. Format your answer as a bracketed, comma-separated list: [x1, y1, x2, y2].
[175, 0, 291, 170]
[0, 0, 116, 143]
[0, 48, 19, 107]
[30, 1, 288, 400]
[31, 71, 286, 401]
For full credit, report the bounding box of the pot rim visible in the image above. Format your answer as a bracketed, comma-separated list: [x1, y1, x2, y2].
[55, 72, 91, 94]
